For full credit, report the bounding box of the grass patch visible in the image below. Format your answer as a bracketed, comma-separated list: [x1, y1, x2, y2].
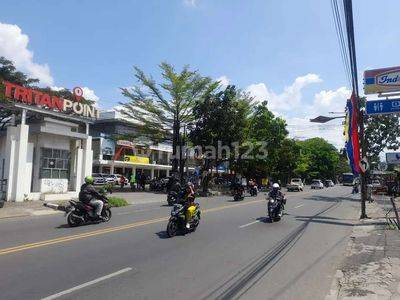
[108, 197, 129, 207]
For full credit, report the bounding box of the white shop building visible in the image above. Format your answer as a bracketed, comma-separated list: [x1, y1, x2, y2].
[0, 83, 98, 202]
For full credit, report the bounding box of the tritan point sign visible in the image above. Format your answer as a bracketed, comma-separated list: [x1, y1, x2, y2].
[364, 66, 400, 95]
[2, 81, 99, 118]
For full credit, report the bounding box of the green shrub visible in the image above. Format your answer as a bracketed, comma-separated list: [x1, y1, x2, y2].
[108, 197, 129, 207]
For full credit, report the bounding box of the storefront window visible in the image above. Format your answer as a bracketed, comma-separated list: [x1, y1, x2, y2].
[40, 148, 70, 179]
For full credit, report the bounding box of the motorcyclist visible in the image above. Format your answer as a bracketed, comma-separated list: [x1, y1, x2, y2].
[178, 182, 196, 229]
[79, 176, 106, 221]
[269, 183, 284, 198]
[268, 183, 285, 214]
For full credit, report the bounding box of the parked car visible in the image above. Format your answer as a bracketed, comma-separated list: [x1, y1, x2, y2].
[325, 180, 335, 187]
[287, 178, 304, 192]
[92, 173, 106, 185]
[311, 179, 324, 189]
[102, 174, 117, 184]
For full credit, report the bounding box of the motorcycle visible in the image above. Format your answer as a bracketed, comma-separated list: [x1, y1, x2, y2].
[249, 185, 258, 197]
[267, 195, 285, 222]
[167, 190, 180, 206]
[233, 186, 245, 201]
[166, 203, 201, 237]
[44, 196, 112, 227]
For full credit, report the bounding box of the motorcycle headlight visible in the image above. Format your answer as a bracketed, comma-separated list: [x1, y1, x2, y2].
[269, 199, 275, 203]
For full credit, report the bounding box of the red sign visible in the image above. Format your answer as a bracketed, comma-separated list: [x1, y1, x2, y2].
[2, 81, 99, 118]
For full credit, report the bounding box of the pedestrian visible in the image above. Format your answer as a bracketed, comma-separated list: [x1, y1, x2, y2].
[130, 174, 136, 192]
[136, 171, 141, 190]
[120, 175, 125, 190]
[140, 173, 146, 191]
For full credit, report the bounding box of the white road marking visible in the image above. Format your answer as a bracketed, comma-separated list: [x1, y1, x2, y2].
[239, 220, 261, 228]
[41, 267, 132, 300]
[294, 204, 304, 209]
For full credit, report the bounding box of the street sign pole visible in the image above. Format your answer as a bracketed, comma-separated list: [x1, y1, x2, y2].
[359, 97, 368, 219]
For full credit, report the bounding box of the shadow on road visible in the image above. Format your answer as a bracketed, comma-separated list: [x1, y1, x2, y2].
[302, 195, 359, 204]
[155, 231, 170, 239]
[294, 215, 386, 227]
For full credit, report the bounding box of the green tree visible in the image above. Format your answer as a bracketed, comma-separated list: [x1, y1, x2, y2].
[189, 85, 251, 193]
[119, 63, 216, 174]
[0, 57, 39, 130]
[361, 97, 400, 164]
[295, 138, 340, 182]
[236, 101, 289, 181]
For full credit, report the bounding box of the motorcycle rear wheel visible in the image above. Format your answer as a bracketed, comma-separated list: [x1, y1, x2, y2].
[167, 220, 178, 237]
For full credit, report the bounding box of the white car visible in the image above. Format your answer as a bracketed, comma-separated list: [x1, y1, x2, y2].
[311, 179, 324, 189]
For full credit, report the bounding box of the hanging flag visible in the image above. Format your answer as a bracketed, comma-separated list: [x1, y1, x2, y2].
[344, 93, 361, 175]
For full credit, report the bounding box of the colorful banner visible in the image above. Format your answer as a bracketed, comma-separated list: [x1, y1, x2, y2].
[364, 66, 400, 94]
[344, 93, 361, 175]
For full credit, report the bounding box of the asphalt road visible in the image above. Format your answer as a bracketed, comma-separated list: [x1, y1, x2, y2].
[0, 186, 360, 300]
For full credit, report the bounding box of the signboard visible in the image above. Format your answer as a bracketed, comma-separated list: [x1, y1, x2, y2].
[117, 140, 135, 148]
[364, 66, 400, 94]
[2, 81, 99, 118]
[124, 155, 149, 164]
[101, 138, 115, 157]
[365, 98, 400, 115]
[359, 157, 369, 173]
[386, 152, 400, 165]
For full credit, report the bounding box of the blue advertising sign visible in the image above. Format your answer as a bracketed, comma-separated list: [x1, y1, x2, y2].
[365, 98, 400, 115]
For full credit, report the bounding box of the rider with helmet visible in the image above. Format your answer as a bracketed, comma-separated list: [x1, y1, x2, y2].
[268, 183, 286, 213]
[79, 176, 106, 221]
[178, 182, 196, 229]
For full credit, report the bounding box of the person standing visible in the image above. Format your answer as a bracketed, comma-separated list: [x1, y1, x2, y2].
[120, 175, 126, 190]
[130, 174, 136, 191]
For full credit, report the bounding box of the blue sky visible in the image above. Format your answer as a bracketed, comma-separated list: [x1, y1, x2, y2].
[0, 0, 398, 148]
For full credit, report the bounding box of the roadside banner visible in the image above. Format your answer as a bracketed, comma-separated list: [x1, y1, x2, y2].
[344, 93, 361, 175]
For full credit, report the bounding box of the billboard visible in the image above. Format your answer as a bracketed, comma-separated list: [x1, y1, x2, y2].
[364, 66, 400, 94]
[386, 152, 400, 165]
[124, 155, 150, 164]
[101, 138, 115, 157]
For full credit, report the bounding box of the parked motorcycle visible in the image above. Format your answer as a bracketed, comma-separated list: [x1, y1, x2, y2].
[44, 196, 112, 227]
[166, 203, 201, 237]
[267, 195, 285, 222]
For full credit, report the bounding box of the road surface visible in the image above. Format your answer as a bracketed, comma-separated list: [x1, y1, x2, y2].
[0, 186, 360, 300]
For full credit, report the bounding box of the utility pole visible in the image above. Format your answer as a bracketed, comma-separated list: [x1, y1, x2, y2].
[343, 0, 368, 218]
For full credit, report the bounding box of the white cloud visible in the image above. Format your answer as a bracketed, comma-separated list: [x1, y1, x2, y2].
[245, 73, 322, 110]
[50, 86, 66, 92]
[0, 22, 54, 85]
[284, 86, 351, 149]
[51, 86, 100, 106]
[81, 87, 99, 103]
[216, 75, 230, 89]
[183, 0, 198, 7]
[245, 74, 350, 149]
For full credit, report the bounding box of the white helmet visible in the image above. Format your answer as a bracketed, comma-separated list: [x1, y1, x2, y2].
[272, 183, 280, 189]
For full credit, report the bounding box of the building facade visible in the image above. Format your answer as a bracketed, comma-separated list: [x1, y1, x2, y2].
[0, 84, 97, 202]
[91, 111, 173, 180]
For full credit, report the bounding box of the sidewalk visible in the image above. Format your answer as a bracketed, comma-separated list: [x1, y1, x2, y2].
[0, 200, 63, 219]
[0, 191, 167, 219]
[326, 197, 400, 300]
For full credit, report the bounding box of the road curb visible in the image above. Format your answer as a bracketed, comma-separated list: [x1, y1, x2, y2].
[325, 270, 343, 300]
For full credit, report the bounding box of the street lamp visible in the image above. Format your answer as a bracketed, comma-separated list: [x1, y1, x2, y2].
[310, 115, 345, 123]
